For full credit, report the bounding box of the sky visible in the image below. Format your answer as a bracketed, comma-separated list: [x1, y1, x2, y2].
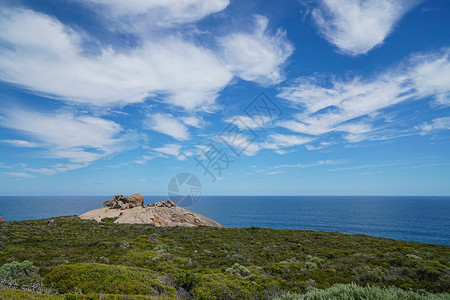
[0, 0, 449, 196]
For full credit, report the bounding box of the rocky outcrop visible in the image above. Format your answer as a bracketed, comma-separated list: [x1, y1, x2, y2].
[149, 200, 176, 208]
[81, 195, 222, 228]
[103, 194, 144, 210]
[0, 216, 3, 222]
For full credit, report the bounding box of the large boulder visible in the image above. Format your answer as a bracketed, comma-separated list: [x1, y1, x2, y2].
[103, 194, 144, 210]
[80, 205, 223, 228]
[149, 200, 176, 208]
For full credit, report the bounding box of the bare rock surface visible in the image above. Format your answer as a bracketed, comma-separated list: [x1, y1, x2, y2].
[80, 197, 222, 228]
[103, 194, 144, 210]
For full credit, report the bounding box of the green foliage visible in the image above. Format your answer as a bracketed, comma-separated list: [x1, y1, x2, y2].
[274, 282, 450, 299]
[225, 263, 254, 280]
[407, 254, 423, 260]
[100, 217, 118, 224]
[192, 273, 259, 300]
[0, 216, 449, 299]
[0, 261, 39, 280]
[0, 288, 173, 299]
[44, 263, 175, 297]
[0, 287, 62, 299]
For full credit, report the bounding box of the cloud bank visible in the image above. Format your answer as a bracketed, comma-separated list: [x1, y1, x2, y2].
[0, 6, 293, 111]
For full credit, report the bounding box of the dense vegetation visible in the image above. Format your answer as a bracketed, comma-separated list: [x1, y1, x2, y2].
[0, 216, 448, 299]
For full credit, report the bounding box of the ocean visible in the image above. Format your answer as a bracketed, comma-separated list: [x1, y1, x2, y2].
[0, 196, 448, 245]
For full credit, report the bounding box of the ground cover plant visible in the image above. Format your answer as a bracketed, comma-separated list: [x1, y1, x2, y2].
[0, 216, 448, 299]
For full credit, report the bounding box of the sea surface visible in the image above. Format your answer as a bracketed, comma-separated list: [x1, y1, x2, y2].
[0, 196, 448, 245]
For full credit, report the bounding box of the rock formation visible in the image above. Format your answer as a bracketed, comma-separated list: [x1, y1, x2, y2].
[103, 194, 144, 210]
[149, 200, 176, 208]
[0, 216, 3, 222]
[81, 194, 222, 228]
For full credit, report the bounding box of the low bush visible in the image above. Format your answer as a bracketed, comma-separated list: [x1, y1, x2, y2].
[44, 263, 175, 297]
[275, 283, 450, 300]
[0, 261, 39, 280]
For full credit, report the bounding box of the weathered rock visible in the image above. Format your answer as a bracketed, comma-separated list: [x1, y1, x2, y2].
[80, 205, 222, 228]
[149, 200, 176, 208]
[103, 194, 144, 210]
[83, 194, 221, 227]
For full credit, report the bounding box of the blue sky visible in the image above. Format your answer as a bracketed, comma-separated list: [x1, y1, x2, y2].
[0, 0, 449, 196]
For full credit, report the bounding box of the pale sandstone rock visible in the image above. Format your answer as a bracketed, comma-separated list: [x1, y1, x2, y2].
[80, 203, 222, 228]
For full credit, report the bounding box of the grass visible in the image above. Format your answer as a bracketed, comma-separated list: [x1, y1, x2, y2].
[0, 216, 448, 299]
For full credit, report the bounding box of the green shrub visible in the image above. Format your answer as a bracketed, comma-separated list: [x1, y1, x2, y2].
[192, 273, 259, 300]
[98, 256, 110, 265]
[100, 217, 118, 224]
[44, 263, 175, 296]
[274, 283, 450, 299]
[225, 263, 254, 280]
[406, 254, 423, 260]
[0, 261, 39, 280]
[0, 287, 62, 299]
[0, 288, 170, 299]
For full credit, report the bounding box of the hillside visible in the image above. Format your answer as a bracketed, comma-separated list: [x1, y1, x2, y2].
[0, 216, 448, 299]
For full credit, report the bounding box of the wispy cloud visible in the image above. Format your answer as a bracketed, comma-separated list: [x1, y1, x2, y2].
[266, 133, 313, 148]
[0, 107, 134, 164]
[0, 139, 39, 147]
[416, 116, 450, 134]
[3, 172, 35, 178]
[0, 6, 293, 111]
[272, 159, 341, 169]
[278, 48, 450, 145]
[219, 15, 294, 84]
[144, 113, 190, 141]
[25, 163, 88, 175]
[152, 144, 186, 161]
[181, 116, 206, 129]
[265, 171, 285, 175]
[311, 0, 418, 55]
[79, 0, 230, 29]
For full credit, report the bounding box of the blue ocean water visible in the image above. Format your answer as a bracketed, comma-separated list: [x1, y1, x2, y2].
[0, 196, 448, 245]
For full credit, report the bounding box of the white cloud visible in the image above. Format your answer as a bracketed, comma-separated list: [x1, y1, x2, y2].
[410, 51, 450, 105]
[278, 49, 450, 143]
[218, 131, 312, 157]
[266, 133, 313, 148]
[0, 7, 232, 110]
[273, 160, 340, 169]
[153, 144, 186, 161]
[0, 139, 39, 147]
[0, 7, 293, 111]
[145, 113, 190, 140]
[265, 171, 285, 175]
[0, 107, 132, 163]
[219, 15, 294, 84]
[3, 172, 35, 178]
[26, 163, 88, 175]
[181, 116, 205, 128]
[311, 0, 416, 55]
[81, 0, 230, 28]
[224, 115, 272, 129]
[416, 117, 450, 134]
